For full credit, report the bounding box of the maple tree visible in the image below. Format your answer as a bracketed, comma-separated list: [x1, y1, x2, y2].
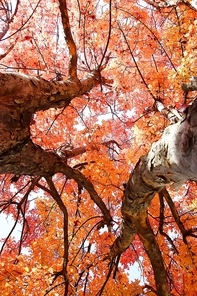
[1, 0, 197, 295]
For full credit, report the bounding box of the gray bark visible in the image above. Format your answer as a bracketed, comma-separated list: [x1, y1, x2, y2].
[111, 98, 197, 254]
[110, 98, 197, 296]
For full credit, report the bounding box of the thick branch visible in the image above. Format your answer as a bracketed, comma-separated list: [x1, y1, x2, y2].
[56, 163, 112, 226]
[110, 158, 158, 258]
[110, 219, 136, 258]
[0, 140, 112, 226]
[0, 70, 104, 157]
[136, 211, 169, 296]
[0, 71, 101, 113]
[114, 98, 197, 216]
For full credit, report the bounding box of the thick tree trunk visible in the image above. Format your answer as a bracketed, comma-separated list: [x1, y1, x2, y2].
[1, 70, 197, 295]
[110, 98, 197, 295]
[0, 71, 112, 227]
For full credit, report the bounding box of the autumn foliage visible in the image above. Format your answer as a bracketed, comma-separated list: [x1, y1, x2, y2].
[1, 0, 197, 295]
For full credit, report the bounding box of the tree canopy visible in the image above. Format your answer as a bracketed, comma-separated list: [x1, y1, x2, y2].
[1, 0, 197, 295]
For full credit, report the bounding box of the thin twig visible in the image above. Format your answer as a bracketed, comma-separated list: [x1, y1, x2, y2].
[118, 22, 157, 100]
[99, 0, 112, 68]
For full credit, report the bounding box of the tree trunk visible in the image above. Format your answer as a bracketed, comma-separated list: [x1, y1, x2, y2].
[1, 70, 197, 295]
[111, 99, 197, 295]
[0, 71, 112, 227]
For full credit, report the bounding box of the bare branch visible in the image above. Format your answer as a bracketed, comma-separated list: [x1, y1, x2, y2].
[0, 0, 19, 40]
[118, 8, 177, 73]
[118, 22, 157, 100]
[1, 0, 41, 42]
[57, 163, 112, 227]
[0, 70, 102, 113]
[96, 260, 114, 296]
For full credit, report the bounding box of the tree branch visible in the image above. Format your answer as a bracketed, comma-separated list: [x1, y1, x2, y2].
[118, 8, 177, 73]
[0, 140, 112, 227]
[45, 176, 69, 294]
[161, 188, 188, 243]
[182, 77, 197, 92]
[109, 219, 136, 258]
[0, 71, 102, 113]
[99, 0, 112, 68]
[58, 0, 78, 79]
[136, 211, 169, 296]
[0, 39, 18, 60]
[158, 191, 179, 253]
[56, 162, 112, 227]
[61, 140, 121, 159]
[118, 22, 157, 100]
[0, 0, 20, 40]
[144, 0, 197, 11]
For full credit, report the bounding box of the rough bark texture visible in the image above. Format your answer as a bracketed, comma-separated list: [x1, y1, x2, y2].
[0, 71, 112, 227]
[0, 71, 100, 158]
[1, 69, 197, 295]
[110, 98, 197, 295]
